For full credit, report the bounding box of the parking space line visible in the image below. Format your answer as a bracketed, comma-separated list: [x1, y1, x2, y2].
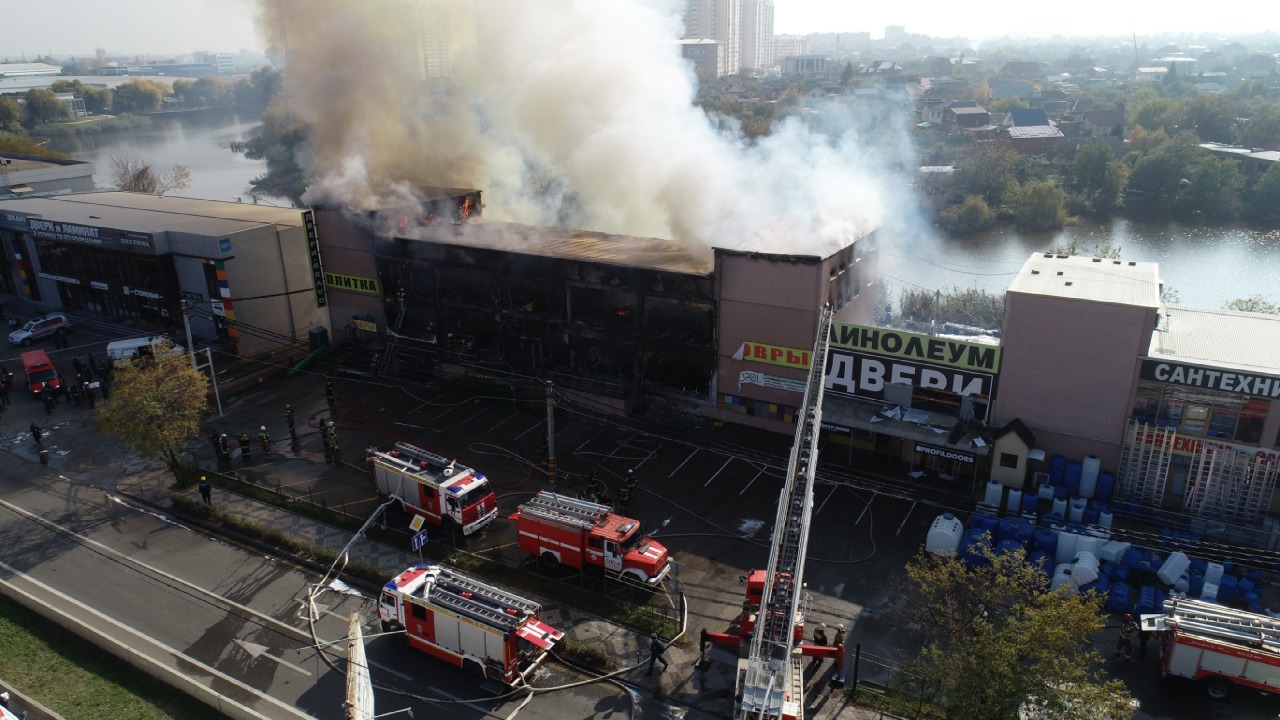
[514, 419, 544, 441]
[574, 429, 603, 454]
[739, 468, 765, 495]
[814, 485, 837, 515]
[605, 434, 634, 460]
[432, 403, 459, 422]
[669, 448, 699, 478]
[705, 457, 733, 487]
[488, 409, 519, 432]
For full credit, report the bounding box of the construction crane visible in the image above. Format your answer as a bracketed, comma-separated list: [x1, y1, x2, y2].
[735, 305, 836, 720]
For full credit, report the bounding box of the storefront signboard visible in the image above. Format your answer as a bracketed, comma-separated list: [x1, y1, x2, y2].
[351, 318, 378, 333]
[182, 291, 203, 303]
[1133, 428, 1280, 463]
[733, 341, 810, 370]
[820, 422, 851, 435]
[2, 213, 27, 224]
[91, 281, 109, 290]
[1140, 358, 1280, 397]
[37, 272, 80, 285]
[914, 441, 976, 464]
[825, 349, 993, 401]
[324, 272, 381, 295]
[302, 211, 328, 308]
[830, 322, 1001, 373]
[738, 370, 807, 394]
[26, 219, 154, 253]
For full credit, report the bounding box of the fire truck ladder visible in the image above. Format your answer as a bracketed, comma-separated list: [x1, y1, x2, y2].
[376, 302, 410, 378]
[737, 307, 834, 720]
[523, 491, 606, 529]
[1155, 597, 1280, 651]
[428, 567, 539, 629]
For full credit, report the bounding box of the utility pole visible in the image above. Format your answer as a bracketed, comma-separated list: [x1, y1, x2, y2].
[181, 298, 196, 370]
[545, 380, 556, 486]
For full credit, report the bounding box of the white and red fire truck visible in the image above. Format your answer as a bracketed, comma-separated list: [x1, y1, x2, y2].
[512, 490, 672, 585]
[368, 442, 498, 535]
[378, 563, 564, 686]
[1143, 596, 1280, 700]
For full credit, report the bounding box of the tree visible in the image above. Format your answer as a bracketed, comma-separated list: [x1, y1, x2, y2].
[0, 133, 68, 158]
[111, 78, 166, 113]
[1226, 295, 1280, 314]
[22, 88, 70, 128]
[1068, 143, 1128, 215]
[840, 62, 854, 87]
[990, 97, 1029, 114]
[95, 341, 209, 479]
[1129, 96, 1179, 135]
[1126, 133, 1200, 215]
[82, 85, 113, 114]
[1245, 163, 1280, 225]
[0, 96, 22, 132]
[1014, 179, 1067, 231]
[1241, 106, 1280, 151]
[1175, 155, 1244, 219]
[954, 144, 1028, 206]
[942, 195, 996, 234]
[109, 148, 192, 195]
[1179, 93, 1237, 144]
[897, 546, 1135, 720]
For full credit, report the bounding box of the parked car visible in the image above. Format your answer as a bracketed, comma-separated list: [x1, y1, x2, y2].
[8, 313, 71, 346]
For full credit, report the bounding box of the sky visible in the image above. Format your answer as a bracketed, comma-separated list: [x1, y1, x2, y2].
[0, 0, 1273, 60]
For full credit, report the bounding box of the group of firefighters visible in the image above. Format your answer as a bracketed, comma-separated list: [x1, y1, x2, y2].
[580, 467, 640, 512]
[210, 381, 343, 467]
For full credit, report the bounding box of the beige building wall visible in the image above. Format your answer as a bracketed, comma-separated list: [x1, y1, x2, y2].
[315, 208, 386, 338]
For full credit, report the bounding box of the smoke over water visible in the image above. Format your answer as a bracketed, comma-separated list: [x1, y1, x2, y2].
[256, 0, 915, 257]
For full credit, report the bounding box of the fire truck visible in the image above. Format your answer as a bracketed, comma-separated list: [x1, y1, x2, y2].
[1143, 596, 1280, 700]
[512, 490, 672, 585]
[378, 563, 564, 686]
[368, 442, 498, 535]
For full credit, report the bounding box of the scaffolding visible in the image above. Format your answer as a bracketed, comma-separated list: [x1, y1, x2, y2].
[1118, 420, 1174, 513]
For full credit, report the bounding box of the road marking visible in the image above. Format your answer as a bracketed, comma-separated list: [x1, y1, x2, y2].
[814, 485, 837, 515]
[0, 560, 312, 720]
[739, 468, 765, 495]
[574, 429, 603, 454]
[368, 659, 413, 681]
[234, 639, 314, 677]
[705, 457, 734, 487]
[604, 434, 633, 460]
[488, 409, 519, 432]
[669, 448, 698, 478]
[514, 419, 543, 441]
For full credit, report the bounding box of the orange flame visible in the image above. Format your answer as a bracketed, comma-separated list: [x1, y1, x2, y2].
[460, 197, 472, 220]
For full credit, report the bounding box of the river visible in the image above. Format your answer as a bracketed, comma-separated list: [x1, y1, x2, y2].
[43, 112, 1278, 310]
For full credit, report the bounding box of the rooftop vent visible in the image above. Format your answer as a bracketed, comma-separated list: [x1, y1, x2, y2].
[1057, 271, 1064, 276]
[1031, 270, 1040, 275]
[1092, 258, 1101, 262]
[1065, 281, 1074, 286]
[1128, 261, 1136, 266]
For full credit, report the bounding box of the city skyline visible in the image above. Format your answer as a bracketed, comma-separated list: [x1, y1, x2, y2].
[1, 0, 1275, 59]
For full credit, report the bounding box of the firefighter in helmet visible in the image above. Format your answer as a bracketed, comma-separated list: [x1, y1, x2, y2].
[284, 403, 295, 431]
[238, 430, 252, 461]
[216, 433, 231, 463]
[258, 425, 272, 454]
[618, 468, 638, 511]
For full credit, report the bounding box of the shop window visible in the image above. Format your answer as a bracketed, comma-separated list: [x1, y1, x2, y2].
[1131, 382, 1162, 423]
[1158, 387, 1186, 429]
[999, 452, 1019, 469]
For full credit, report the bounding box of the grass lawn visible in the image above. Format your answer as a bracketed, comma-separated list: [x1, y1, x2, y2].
[0, 595, 224, 720]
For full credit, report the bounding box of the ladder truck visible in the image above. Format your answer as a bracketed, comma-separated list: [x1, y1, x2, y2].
[1143, 597, 1280, 700]
[701, 307, 840, 720]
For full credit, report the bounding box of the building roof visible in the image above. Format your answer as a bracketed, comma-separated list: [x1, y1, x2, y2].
[1009, 108, 1050, 127]
[0, 63, 61, 77]
[1148, 305, 1280, 377]
[1007, 253, 1161, 307]
[415, 220, 714, 275]
[1007, 125, 1064, 139]
[0, 191, 306, 236]
[948, 106, 989, 115]
[0, 154, 85, 176]
[1199, 143, 1280, 164]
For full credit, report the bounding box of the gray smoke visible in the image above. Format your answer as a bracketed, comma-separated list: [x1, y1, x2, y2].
[256, 0, 914, 258]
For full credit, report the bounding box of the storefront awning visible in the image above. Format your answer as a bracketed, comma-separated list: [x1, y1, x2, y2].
[822, 395, 991, 458]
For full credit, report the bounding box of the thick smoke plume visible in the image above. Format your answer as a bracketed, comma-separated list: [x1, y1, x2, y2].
[255, 0, 912, 257]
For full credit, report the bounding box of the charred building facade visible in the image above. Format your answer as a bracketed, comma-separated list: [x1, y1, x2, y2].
[313, 192, 878, 431]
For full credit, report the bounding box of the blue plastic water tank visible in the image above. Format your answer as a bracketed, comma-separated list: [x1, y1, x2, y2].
[1050, 454, 1066, 486]
[1105, 582, 1132, 614]
[1028, 550, 1053, 577]
[1033, 528, 1058, 555]
[1096, 471, 1115, 502]
[1021, 492, 1039, 514]
[1065, 461, 1083, 496]
[1083, 507, 1100, 525]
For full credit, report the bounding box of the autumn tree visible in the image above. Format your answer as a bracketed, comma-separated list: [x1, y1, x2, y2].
[0, 97, 21, 132]
[896, 546, 1135, 720]
[22, 88, 70, 128]
[1226, 295, 1280, 314]
[95, 341, 209, 479]
[111, 78, 166, 113]
[1014, 179, 1067, 231]
[0, 133, 68, 158]
[1067, 143, 1129, 215]
[108, 148, 192, 195]
[941, 195, 995, 234]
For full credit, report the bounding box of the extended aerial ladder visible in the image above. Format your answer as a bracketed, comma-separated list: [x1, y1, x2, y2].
[1143, 596, 1280, 699]
[732, 305, 836, 720]
[377, 291, 410, 377]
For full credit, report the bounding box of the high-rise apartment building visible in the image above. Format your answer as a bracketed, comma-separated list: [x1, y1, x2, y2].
[684, 0, 741, 76]
[773, 34, 808, 62]
[739, 0, 775, 73]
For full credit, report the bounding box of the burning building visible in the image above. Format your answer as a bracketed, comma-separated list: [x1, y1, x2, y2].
[314, 193, 878, 430]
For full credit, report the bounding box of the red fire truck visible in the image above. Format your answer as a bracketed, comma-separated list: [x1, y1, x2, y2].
[368, 442, 498, 535]
[378, 563, 564, 686]
[512, 490, 672, 585]
[1143, 596, 1280, 700]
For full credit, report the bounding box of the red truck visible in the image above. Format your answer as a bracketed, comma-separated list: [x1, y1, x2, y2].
[512, 490, 672, 585]
[378, 563, 563, 686]
[368, 442, 498, 535]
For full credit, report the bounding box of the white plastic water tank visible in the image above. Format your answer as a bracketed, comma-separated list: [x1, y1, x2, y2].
[1075, 534, 1100, 559]
[1052, 497, 1068, 517]
[1157, 551, 1191, 586]
[984, 480, 1003, 508]
[1099, 541, 1131, 564]
[1071, 552, 1099, 585]
[926, 513, 965, 556]
[1080, 455, 1101, 499]
[1098, 510, 1114, 529]
[1007, 488, 1023, 514]
[1174, 573, 1190, 594]
[1069, 497, 1087, 523]
[1050, 565, 1079, 594]
[1201, 582, 1219, 602]
[1038, 483, 1055, 500]
[1055, 531, 1079, 566]
[1204, 562, 1225, 586]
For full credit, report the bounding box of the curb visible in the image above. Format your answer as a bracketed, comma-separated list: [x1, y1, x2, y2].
[0, 681, 66, 720]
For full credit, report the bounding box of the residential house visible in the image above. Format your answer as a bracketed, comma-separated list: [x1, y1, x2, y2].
[1000, 61, 1046, 80]
[1008, 108, 1051, 127]
[858, 60, 902, 79]
[1003, 125, 1065, 156]
[1199, 143, 1280, 181]
[990, 81, 1035, 102]
[1239, 54, 1278, 77]
[1081, 109, 1125, 137]
[944, 102, 990, 129]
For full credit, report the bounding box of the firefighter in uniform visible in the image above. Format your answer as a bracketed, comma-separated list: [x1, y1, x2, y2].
[326, 379, 335, 405]
[618, 468, 638, 511]
[238, 431, 252, 462]
[258, 426, 272, 455]
[326, 420, 340, 463]
[586, 470, 607, 504]
[284, 403, 295, 432]
[396, 286, 407, 311]
[216, 433, 232, 465]
[1115, 614, 1136, 661]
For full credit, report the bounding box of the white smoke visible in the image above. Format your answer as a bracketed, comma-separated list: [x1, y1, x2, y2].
[258, 0, 916, 257]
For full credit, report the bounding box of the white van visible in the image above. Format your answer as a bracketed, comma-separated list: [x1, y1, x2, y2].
[106, 336, 185, 365]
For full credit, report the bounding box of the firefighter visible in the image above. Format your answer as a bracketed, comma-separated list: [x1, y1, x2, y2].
[198, 476, 212, 505]
[238, 431, 252, 461]
[618, 468, 638, 511]
[216, 433, 232, 464]
[84, 380, 96, 409]
[586, 470, 607, 504]
[326, 379, 335, 405]
[326, 420, 340, 463]
[258, 425, 272, 455]
[30, 422, 42, 447]
[647, 633, 669, 676]
[1115, 614, 1136, 661]
[396, 286, 408, 311]
[813, 623, 828, 647]
[284, 403, 295, 432]
[70, 379, 84, 407]
[832, 623, 846, 648]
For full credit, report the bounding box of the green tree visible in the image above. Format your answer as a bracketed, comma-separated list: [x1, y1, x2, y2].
[81, 85, 113, 114]
[1014, 179, 1067, 231]
[1226, 295, 1280, 314]
[1179, 93, 1237, 144]
[22, 88, 70, 128]
[1129, 96, 1178, 134]
[111, 78, 166, 113]
[108, 148, 192, 196]
[1126, 133, 1200, 215]
[942, 195, 996, 234]
[1068, 143, 1128, 215]
[898, 546, 1135, 720]
[954, 144, 1028, 206]
[0, 133, 68, 158]
[0, 96, 22, 132]
[989, 97, 1029, 114]
[1245, 163, 1280, 225]
[95, 341, 209, 479]
[1241, 106, 1280, 150]
[840, 61, 854, 87]
[244, 99, 309, 202]
[1176, 155, 1244, 219]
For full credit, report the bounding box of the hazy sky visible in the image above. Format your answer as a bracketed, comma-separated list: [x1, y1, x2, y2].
[0, 0, 1272, 59]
